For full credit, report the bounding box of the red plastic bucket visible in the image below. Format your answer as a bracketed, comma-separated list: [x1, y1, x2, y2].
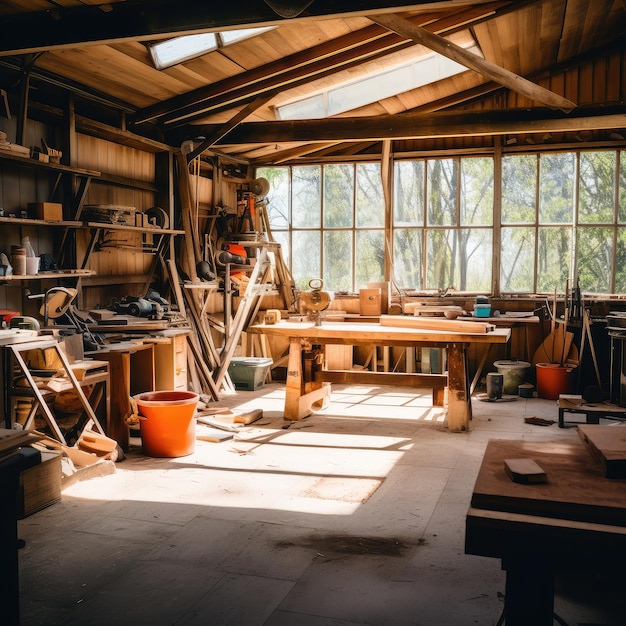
[133, 391, 199, 457]
[535, 363, 577, 400]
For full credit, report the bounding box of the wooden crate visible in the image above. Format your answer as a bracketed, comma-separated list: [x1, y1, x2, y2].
[17, 450, 62, 518]
[359, 288, 382, 315]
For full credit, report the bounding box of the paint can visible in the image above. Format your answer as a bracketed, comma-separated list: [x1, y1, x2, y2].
[486, 372, 503, 400]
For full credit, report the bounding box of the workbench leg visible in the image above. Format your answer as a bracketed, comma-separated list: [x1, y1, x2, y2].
[284, 340, 305, 420]
[503, 556, 554, 626]
[284, 341, 330, 420]
[446, 343, 471, 432]
[98, 353, 131, 451]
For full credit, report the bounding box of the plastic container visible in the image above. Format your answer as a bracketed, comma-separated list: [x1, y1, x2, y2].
[133, 390, 199, 457]
[473, 303, 491, 317]
[519, 383, 534, 398]
[25, 256, 40, 275]
[21, 236, 36, 257]
[493, 360, 531, 394]
[228, 357, 273, 390]
[535, 363, 577, 400]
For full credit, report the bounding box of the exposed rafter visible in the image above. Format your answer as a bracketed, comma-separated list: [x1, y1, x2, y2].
[370, 12, 576, 112]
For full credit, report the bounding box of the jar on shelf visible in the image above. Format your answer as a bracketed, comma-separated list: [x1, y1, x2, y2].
[10, 246, 26, 275]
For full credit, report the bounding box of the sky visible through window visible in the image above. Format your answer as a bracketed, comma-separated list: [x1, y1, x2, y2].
[276, 42, 481, 120]
[149, 27, 275, 70]
[151, 28, 479, 120]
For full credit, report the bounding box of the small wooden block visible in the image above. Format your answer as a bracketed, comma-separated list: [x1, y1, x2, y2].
[578, 424, 626, 478]
[196, 425, 234, 442]
[504, 458, 548, 484]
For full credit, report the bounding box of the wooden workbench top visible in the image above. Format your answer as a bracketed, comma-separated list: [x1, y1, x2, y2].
[471, 439, 626, 527]
[249, 319, 511, 345]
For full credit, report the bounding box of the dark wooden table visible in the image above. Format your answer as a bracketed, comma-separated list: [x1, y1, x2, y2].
[465, 438, 626, 625]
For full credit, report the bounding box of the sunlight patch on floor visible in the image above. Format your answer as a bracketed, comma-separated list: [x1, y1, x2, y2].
[301, 476, 383, 503]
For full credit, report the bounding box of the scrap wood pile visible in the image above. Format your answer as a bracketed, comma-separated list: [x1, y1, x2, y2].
[165, 151, 295, 403]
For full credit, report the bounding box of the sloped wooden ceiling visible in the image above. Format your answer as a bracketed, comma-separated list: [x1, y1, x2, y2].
[0, 0, 625, 164]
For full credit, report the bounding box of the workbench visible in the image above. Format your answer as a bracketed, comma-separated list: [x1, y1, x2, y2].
[465, 439, 626, 625]
[557, 394, 626, 428]
[248, 320, 510, 431]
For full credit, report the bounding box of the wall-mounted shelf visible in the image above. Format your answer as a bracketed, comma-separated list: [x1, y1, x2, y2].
[1, 270, 96, 282]
[84, 222, 185, 235]
[0, 151, 101, 225]
[0, 151, 100, 178]
[0, 217, 82, 228]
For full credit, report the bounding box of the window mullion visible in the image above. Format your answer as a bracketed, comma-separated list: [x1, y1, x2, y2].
[493, 142, 502, 296]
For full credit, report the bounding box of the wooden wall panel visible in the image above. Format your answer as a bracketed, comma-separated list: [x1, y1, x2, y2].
[75, 135, 157, 308]
[606, 52, 622, 102]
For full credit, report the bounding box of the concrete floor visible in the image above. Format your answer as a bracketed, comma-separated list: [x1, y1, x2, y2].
[17, 383, 626, 625]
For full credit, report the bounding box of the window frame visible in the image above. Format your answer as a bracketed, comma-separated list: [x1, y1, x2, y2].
[257, 146, 626, 296]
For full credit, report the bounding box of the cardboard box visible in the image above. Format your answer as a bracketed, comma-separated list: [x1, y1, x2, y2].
[29, 202, 64, 221]
[17, 450, 62, 518]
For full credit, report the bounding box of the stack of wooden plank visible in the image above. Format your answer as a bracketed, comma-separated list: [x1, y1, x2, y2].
[380, 314, 495, 333]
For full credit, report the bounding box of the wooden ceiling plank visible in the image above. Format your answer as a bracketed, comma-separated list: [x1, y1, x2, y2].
[132, 2, 514, 124]
[557, 0, 590, 63]
[580, 0, 616, 53]
[132, 20, 417, 124]
[537, 0, 566, 70]
[370, 12, 576, 112]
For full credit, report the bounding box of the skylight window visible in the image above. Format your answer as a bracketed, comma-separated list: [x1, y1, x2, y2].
[276, 42, 482, 120]
[149, 27, 275, 70]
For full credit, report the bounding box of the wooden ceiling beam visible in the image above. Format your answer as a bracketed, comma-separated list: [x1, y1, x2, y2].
[0, 1, 484, 56]
[370, 12, 577, 112]
[216, 107, 626, 144]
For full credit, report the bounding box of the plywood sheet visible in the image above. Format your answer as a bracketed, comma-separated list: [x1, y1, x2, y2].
[471, 439, 626, 526]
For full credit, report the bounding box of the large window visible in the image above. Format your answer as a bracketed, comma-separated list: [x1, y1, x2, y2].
[393, 157, 493, 291]
[257, 163, 385, 291]
[258, 149, 626, 295]
[501, 150, 624, 293]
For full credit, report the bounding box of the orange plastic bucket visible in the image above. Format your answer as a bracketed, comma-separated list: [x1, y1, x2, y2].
[133, 391, 199, 457]
[535, 363, 577, 400]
